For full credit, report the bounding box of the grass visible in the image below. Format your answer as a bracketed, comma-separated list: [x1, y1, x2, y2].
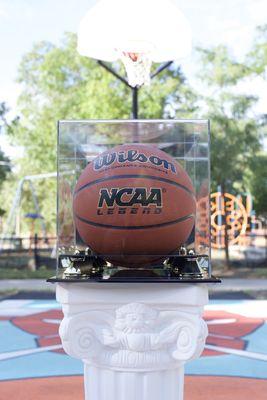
[213, 266, 267, 279]
[0, 289, 18, 298]
[0, 266, 53, 280]
[0, 256, 266, 280]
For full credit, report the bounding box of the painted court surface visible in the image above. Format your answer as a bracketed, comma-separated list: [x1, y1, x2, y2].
[0, 298, 267, 400]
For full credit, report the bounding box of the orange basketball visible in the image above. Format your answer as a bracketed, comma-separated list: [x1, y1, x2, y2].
[73, 144, 196, 266]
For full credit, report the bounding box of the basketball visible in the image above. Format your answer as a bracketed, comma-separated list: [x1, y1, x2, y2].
[73, 144, 196, 266]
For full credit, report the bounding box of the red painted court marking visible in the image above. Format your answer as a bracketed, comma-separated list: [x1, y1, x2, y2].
[3, 307, 265, 358]
[0, 376, 266, 400]
[185, 376, 267, 400]
[0, 376, 84, 400]
[205, 310, 264, 337]
[12, 310, 63, 337]
[203, 309, 264, 357]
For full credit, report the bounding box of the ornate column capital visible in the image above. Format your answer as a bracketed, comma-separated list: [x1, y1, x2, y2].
[60, 301, 207, 371]
[57, 283, 208, 399]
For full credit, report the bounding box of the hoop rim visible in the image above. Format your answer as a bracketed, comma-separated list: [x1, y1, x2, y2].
[119, 51, 153, 87]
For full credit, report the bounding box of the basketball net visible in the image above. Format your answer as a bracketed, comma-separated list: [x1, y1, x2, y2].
[120, 52, 152, 87]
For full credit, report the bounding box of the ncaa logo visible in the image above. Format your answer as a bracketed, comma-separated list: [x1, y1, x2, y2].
[98, 187, 163, 208]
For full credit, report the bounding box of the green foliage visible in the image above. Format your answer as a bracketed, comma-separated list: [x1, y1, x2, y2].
[4, 32, 196, 234]
[197, 45, 250, 87]
[2, 25, 267, 237]
[246, 24, 267, 76]
[0, 147, 10, 189]
[0, 102, 8, 125]
[196, 44, 262, 194]
[0, 103, 11, 184]
[0, 267, 52, 280]
[247, 152, 267, 215]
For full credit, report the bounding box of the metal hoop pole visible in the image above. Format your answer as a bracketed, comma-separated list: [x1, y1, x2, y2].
[132, 87, 138, 119]
[150, 61, 173, 80]
[97, 61, 131, 88]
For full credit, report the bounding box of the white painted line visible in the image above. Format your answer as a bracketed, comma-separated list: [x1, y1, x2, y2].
[205, 344, 267, 361]
[208, 333, 236, 340]
[43, 319, 61, 324]
[207, 318, 236, 325]
[205, 301, 267, 318]
[0, 344, 63, 361]
[30, 303, 59, 309]
[0, 300, 32, 309]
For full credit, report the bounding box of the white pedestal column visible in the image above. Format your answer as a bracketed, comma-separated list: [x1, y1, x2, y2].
[57, 283, 208, 400]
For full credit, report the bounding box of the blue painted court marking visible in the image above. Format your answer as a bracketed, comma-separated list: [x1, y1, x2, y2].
[0, 321, 37, 353]
[0, 299, 266, 381]
[186, 354, 267, 379]
[26, 300, 60, 309]
[5, 299, 259, 310]
[244, 322, 267, 355]
[0, 351, 83, 381]
[26, 299, 260, 309]
[207, 300, 247, 305]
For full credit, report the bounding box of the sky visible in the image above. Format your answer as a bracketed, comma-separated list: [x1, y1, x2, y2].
[0, 0, 266, 155]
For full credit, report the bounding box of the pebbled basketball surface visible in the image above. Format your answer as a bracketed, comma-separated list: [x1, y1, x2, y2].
[73, 144, 196, 263]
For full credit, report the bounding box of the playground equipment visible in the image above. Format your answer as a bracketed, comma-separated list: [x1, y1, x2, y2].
[0, 172, 56, 250]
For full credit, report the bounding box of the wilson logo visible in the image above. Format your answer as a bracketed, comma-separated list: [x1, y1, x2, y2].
[98, 188, 162, 208]
[93, 149, 176, 173]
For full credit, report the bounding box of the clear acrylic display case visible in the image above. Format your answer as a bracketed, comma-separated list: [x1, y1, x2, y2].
[50, 120, 219, 283]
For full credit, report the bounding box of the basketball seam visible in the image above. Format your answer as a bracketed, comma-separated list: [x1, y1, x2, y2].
[74, 174, 195, 197]
[75, 213, 195, 230]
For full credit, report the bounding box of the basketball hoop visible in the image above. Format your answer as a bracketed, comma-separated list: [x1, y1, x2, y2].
[120, 52, 152, 87]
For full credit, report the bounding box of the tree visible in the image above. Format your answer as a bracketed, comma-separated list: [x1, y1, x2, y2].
[0, 102, 12, 223]
[3, 32, 197, 234]
[196, 44, 262, 267]
[0, 143, 10, 224]
[246, 24, 267, 77]
[197, 45, 260, 191]
[245, 25, 267, 217]
[247, 153, 267, 216]
[0, 103, 11, 188]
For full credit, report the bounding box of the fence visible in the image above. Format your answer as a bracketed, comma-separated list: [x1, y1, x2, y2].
[0, 235, 57, 270]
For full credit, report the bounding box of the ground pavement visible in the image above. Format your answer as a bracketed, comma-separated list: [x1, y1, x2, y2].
[0, 294, 267, 399]
[1, 278, 267, 292]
